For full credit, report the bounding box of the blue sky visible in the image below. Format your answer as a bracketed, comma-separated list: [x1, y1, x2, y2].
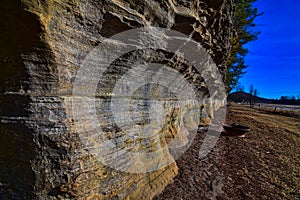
[238, 0, 300, 99]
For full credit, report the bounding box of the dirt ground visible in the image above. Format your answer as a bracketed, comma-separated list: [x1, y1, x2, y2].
[154, 104, 300, 199]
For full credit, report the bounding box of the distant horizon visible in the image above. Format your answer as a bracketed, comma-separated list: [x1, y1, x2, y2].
[237, 0, 300, 99]
[229, 90, 300, 100]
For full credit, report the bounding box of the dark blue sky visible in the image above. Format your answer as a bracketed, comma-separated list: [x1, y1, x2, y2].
[239, 0, 300, 99]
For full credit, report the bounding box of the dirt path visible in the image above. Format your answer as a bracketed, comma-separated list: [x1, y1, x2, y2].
[154, 104, 300, 199]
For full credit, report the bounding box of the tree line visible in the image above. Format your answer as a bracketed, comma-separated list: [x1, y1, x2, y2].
[235, 84, 259, 107]
[276, 96, 300, 105]
[233, 84, 300, 106]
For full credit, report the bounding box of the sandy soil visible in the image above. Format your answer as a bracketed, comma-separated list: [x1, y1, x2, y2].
[154, 104, 300, 199]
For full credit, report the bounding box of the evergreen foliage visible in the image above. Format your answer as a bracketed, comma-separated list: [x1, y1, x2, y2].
[226, 0, 263, 91]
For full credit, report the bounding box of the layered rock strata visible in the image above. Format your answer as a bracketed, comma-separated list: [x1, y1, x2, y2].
[0, 0, 234, 199]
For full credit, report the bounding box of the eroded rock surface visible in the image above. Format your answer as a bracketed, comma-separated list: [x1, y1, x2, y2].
[0, 0, 234, 199]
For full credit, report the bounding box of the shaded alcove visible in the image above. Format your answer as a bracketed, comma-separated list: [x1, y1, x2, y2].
[0, 0, 42, 92]
[0, 124, 35, 199]
[0, 0, 46, 198]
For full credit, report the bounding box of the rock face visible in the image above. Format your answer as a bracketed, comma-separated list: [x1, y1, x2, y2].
[0, 0, 234, 199]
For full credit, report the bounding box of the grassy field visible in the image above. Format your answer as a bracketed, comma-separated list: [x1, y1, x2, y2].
[155, 104, 300, 199]
[223, 104, 300, 199]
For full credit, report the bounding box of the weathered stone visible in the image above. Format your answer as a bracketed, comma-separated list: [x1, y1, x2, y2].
[0, 0, 234, 199]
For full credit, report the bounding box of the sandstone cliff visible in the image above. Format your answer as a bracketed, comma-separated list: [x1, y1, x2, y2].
[0, 0, 234, 199]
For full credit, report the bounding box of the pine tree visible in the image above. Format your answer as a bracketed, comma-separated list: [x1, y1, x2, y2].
[226, 0, 263, 91]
